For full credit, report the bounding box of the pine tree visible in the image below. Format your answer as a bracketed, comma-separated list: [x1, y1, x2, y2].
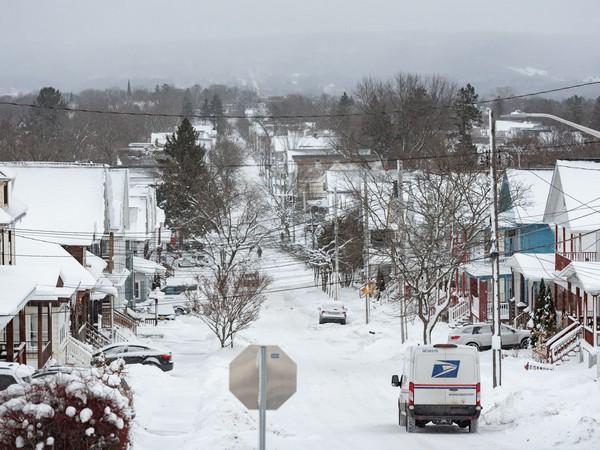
[157, 118, 212, 236]
[531, 279, 557, 347]
[451, 83, 482, 162]
[210, 94, 225, 135]
[127, 80, 132, 99]
[181, 89, 194, 118]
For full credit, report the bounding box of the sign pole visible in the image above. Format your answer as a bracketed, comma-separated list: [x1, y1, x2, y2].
[258, 345, 267, 450]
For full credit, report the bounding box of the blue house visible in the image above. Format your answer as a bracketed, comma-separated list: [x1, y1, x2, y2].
[499, 169, 555, 322]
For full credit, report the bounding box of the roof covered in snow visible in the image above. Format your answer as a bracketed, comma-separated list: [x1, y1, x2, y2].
[0, 267, 37, 328]
[507, 253, 555, 281]
[544, 160, 600, 231]
[558, 261, 600, 295]
[462, 258, 512, 278]
[1, 163, 107, 245]
[16, 235, 98, 289]
[499, 169, 553, 226]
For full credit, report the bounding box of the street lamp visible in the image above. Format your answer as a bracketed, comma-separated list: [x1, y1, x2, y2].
[503, 111, 600, 139]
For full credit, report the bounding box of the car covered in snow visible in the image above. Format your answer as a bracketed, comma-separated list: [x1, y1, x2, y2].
[448, 323, 530, 350]
[318, 302, 348, 325]
[0, 362, 32, 391]
[391, 344, 481, 433]
[92, 343, 174, 372]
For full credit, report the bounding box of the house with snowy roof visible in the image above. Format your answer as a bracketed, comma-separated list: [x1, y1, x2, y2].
[498, 169, 555, 324]
[543, 160, 600, 357]
[0, 169, 90, 368]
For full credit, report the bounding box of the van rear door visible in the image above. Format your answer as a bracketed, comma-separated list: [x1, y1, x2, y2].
[413, 347, 478, 406]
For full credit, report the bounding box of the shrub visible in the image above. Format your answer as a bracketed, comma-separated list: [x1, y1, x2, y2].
[0, 360, 133, 450]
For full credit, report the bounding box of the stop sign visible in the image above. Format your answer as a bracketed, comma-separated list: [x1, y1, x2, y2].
[229, 345, 297, 410]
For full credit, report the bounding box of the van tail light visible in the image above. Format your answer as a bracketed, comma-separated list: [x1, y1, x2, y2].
[450, 335, 461, 340]
[408, 382, 415, 406]
[162, 353, 172, 362]
[475, 382, 481, 406]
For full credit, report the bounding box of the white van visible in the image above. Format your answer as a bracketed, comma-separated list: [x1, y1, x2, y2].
[391, 343, 481, 433]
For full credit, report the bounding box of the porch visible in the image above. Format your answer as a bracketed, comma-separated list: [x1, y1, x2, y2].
[0, 303, 55, 368]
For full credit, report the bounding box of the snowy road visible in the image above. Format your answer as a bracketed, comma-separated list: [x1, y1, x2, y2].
[130, 248, 600, 449]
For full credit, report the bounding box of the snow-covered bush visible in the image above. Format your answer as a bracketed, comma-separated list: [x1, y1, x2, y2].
[0, 360, 133, 449]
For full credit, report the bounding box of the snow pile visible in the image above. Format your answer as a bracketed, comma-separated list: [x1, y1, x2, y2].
[0, 361, 133, 449]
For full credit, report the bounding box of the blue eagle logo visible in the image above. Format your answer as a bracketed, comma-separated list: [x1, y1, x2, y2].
[432, 360, 460, 378]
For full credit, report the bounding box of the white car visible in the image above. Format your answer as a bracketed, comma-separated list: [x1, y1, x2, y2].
[391, 344, 481, 433]
[0, 362, 33, 391]
[318, 302, 348, 325]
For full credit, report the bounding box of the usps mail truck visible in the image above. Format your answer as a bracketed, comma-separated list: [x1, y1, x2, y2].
[391, 343, 481, 433]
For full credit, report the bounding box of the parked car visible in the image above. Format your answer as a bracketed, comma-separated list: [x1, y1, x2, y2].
[32, 366, 92, 380]
[448, 323, 530, 350]
[92, 343, 174, 372]
[0, 362, 32, 391]
[391, 344, 481, 433]
[318, 302, 348, 325]
[147, 284, 196, 316]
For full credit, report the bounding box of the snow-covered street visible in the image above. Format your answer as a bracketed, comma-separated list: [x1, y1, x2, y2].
[129, 248, 600, 450]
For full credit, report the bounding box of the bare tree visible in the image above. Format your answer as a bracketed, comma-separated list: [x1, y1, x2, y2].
[189, 267, 271, 348]
[352, 165, 493, 344]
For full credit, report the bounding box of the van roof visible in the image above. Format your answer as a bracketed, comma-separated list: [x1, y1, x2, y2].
[411, 344, 478, 356]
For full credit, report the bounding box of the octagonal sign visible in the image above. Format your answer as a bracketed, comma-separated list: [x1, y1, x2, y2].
[229, 345, 297, 410]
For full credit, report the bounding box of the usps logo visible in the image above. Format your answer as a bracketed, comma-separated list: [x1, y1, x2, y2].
[431, 360, 460, 378]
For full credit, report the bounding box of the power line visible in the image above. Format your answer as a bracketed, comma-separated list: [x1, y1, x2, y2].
[0, 81, 598, 120]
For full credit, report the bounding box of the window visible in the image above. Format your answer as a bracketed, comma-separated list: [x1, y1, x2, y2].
[126, 345, 149, 353]
[134, 281, 141, 299]
[473, 325, 492, 334]
[0, 374, 17, 390]
[461, 327, 473, 334]
[0, 183, 7, 206]
[103, 346, 126, 355]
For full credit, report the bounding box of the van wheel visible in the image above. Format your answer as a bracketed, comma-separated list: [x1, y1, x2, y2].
[466, 342, 480, 351]
[398, 406, 406, 427]
[406, 412, 416, 433]
[520, 338, 530, 349]
[469, 419, 479, 433]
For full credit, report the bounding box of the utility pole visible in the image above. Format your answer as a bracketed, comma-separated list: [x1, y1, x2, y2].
[396, 159, 406, 343]
[363, 177, 370, 324]
[488, 108, 502, 388]
[333, 187, 340, 302]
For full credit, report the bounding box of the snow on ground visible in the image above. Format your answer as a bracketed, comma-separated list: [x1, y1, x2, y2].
[129, 248, 600, 450]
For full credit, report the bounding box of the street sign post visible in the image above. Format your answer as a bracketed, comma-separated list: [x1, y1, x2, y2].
[230, 345, 297, 450]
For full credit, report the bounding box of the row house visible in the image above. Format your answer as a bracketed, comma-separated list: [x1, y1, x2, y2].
[544, 160, 600, 357]
[500, 169, 555, 324]
[0, 169, 87, 368]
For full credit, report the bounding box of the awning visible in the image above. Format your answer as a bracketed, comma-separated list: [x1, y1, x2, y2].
[91, 276, 118, 300]
[558, 262, 600, 295]
[507, 253, 555, 281]
[133, 256, 167, 275]
[29, 285, 77, 301]
[462, 258, 511, 278]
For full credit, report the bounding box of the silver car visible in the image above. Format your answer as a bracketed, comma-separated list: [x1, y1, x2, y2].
[318, 302, 348, 325]
[448, 323, 530, 351]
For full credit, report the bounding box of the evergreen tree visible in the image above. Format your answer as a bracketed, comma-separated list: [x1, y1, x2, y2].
[181, 89, 194, 118]
[590, 96, 600, 130]
[157, 118, 212, 236]
[127, 80, 132, 99]
[450, 83, 482, 161]
[210, 94, 225, 134]
[531, 279, 557, 347]
[564, 95, 584, 124]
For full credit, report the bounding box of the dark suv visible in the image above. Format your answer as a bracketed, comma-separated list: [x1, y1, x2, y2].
[92, 343, 174, 371]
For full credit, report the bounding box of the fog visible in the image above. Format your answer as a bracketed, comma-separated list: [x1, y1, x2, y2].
[2, 0, 600, 95]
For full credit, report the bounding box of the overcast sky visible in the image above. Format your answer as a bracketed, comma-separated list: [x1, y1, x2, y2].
[2, 1, 600, 94]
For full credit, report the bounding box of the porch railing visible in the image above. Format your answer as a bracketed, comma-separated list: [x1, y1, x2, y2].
[487, 302, 510, 320]
[449, 299, 470, 324]
[65, 335, 93, 366]
[113, 309, 138, 334]
[534, 321, 582, 364]
[555, 251, 598, 271]
[0, 341, 27, 364]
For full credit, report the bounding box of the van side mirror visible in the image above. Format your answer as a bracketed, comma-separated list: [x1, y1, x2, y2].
[391, 375, 400, 387]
